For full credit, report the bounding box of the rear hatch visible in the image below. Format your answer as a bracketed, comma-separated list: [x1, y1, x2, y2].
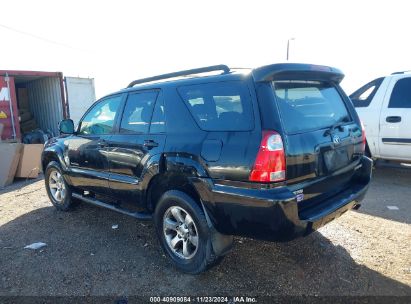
[271, 76, 363, 216]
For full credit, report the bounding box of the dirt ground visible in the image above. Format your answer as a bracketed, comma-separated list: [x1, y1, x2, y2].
[0, 162, 410, 298]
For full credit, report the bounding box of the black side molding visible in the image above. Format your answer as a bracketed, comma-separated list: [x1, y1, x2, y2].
[72, 193, 152, 221]
[382, 138, 411, 145]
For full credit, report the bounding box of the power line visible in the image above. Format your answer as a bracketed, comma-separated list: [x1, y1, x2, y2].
[0, 23, 89, 52]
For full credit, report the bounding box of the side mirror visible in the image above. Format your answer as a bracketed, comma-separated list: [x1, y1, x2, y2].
[59, 119, 75, 134]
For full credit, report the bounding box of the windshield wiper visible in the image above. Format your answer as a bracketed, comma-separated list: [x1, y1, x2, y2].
[324, 116, 349, 136]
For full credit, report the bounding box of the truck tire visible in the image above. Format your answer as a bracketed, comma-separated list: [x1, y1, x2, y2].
[154, 190, 222, 274]
[45, 161, 75, 211]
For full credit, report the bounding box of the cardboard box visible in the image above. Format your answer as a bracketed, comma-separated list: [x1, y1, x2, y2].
[15, 144, 44, 178]
[0, 143, 23, 187]
[17, 88, 29, 110]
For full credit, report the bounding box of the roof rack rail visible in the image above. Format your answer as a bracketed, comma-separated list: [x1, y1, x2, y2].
[391, 70, 411, 75]
[127, 64, 230, 88]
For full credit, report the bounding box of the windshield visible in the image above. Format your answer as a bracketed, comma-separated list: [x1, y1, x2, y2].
[273, 81, 351, 134]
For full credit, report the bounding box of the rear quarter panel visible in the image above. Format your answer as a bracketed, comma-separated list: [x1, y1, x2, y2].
[163, 77, 262, 182]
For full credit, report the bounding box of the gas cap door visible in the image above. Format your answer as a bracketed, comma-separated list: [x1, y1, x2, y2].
[201, 139, 222, 161]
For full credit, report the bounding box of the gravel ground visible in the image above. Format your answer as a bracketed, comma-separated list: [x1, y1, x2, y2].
[0, 163, 410, 298]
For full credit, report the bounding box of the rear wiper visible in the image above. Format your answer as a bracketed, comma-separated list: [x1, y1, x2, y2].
[324, 117, 349, 135]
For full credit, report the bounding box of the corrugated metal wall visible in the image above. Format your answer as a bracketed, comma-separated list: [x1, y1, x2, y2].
[27, 77, 63, 136]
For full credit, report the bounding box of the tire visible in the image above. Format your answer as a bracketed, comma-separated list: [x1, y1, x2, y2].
[45, 161, 75, 211]
[154, 190, 222, 274]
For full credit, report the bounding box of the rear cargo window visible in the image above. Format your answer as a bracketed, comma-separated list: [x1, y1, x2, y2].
[273, 81, 351, 134]
[178, 81, 254, 131]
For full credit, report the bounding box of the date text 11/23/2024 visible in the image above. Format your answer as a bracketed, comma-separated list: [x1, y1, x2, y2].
[149, 296, 257, 303]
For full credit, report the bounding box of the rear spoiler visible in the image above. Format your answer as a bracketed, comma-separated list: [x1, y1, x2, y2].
[252, 63, 344, 84]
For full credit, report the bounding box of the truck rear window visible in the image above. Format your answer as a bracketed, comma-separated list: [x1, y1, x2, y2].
[273, 81, 351, 134]
[350, 77, 384, 108]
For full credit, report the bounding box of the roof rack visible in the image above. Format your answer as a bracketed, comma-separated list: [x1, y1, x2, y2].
[391, 70, 411, 75]
[127, 64, 230, 88]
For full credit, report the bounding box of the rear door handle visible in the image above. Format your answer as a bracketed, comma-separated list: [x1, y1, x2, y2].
[386, 116, 401, 123]
[143, 140, 159, 148]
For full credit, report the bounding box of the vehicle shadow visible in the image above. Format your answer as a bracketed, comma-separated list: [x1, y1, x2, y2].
[0, 203, 410, 297]
[357, 162, 411, 224]
[0, 176, 43, 196]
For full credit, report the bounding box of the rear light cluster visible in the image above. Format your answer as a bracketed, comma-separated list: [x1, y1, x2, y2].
[249, 131, 286, 182]
[360, 121, 366, 152]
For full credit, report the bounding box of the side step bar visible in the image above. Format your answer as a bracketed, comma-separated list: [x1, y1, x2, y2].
[72, 193, 152, 221]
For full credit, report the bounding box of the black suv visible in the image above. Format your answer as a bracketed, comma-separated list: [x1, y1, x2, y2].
[42, 64, 372, 273]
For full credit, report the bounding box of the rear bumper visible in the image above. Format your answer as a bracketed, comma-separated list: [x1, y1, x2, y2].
[193, 156, 372, 241]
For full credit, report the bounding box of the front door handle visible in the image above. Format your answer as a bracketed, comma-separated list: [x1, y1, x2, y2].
[143, 140, 159, 148]
[386, 116, 401, 123]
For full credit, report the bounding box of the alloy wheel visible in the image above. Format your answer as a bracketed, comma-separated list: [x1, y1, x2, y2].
[163, 206, 199, 259]
[48, 170, 66, 202]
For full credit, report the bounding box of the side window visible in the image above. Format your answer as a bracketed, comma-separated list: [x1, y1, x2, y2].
[178, 81, 254, 131]
[149, 96, 166, 133]
[388, 78, 411, 108]
[349, 77, 384, 108]
[78, 95, 122, 135]
[120, 91, 158, 134]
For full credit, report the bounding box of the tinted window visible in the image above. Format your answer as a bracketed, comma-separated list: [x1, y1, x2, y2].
[388, 78, 411, 108]
[350, 77, 384, 108]
[120, 91, 158, 134]
[273, 81, 351, 134]
[149, 96, 166, 133]
[79, 95, 122, 135]
[178, 81, 254, 131]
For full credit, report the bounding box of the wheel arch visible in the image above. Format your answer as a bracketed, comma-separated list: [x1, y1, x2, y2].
[145, 171, 202, 213]
[142, 153, 209, 211]
[147, 171, 233, 257]
[42, 149, 65, 172]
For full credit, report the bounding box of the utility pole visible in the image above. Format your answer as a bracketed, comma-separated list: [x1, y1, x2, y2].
[287, 38, 295, 61]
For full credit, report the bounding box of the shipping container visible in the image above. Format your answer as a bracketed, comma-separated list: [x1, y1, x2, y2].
[0, 70, 95, 141]
[64, 76, 96, 125]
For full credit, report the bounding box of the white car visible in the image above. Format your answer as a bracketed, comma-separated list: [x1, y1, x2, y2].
[350, 71, 411, 162]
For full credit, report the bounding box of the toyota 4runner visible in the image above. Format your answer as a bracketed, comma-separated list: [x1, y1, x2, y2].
[42, 63, 372, 273]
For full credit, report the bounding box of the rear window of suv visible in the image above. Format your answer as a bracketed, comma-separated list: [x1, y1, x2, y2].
[178, 81, 254, 131]
[273, 81, 351, 134]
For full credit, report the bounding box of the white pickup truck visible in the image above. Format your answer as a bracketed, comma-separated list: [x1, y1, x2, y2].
[350, 71, 411, 162]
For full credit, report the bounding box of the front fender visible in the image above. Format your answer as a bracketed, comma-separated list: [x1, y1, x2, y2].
[42, 138, 71, 183]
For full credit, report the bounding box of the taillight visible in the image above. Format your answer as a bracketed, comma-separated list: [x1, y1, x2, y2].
[249, 131, 286, 182]
[360, 121, 366, 152]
